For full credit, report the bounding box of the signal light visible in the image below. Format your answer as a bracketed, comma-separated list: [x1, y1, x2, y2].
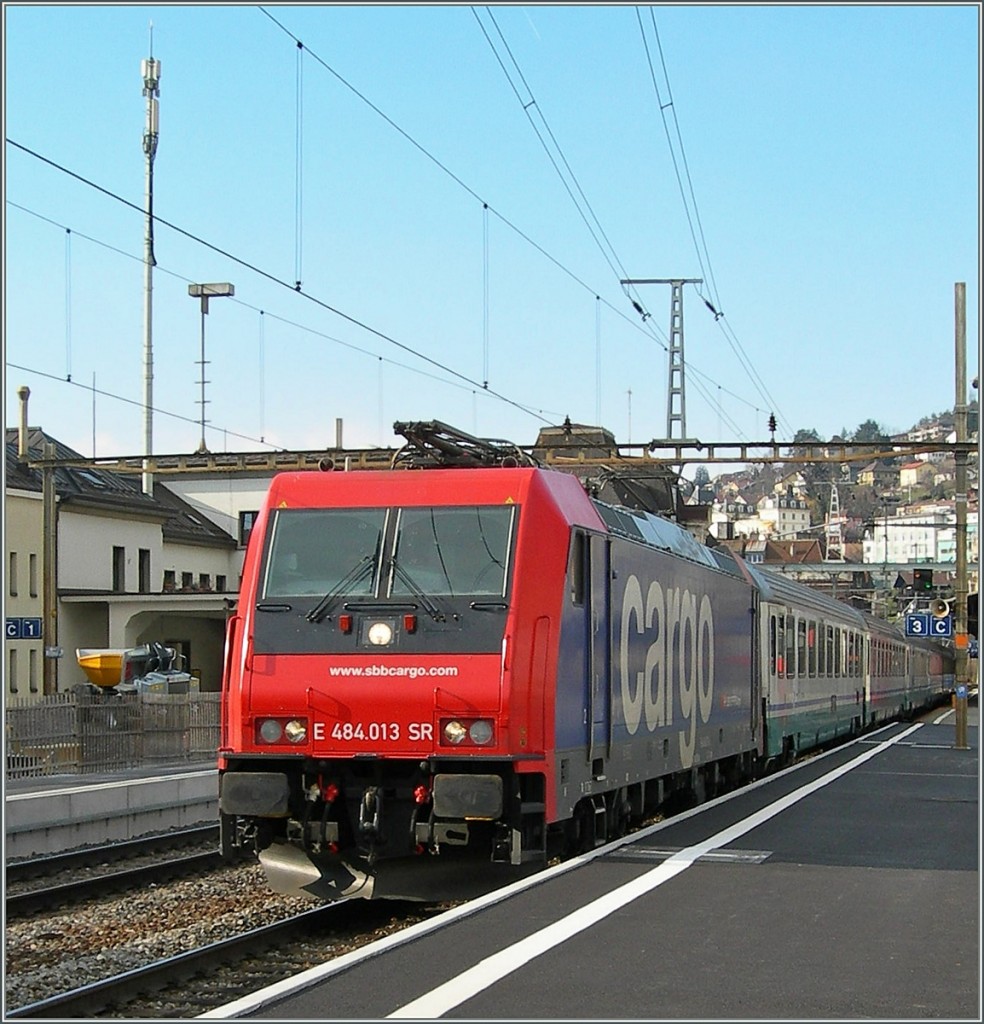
[338, 614, 353, 634]
[403, 613, 417, 634]
[913, 568, 934, 592]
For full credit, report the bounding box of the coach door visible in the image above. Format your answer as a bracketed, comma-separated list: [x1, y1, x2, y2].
[750, 590, 761, 745]
[587, 533, 611, 764]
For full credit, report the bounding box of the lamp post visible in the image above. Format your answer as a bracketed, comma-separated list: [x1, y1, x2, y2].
[188, 283, 234, 454]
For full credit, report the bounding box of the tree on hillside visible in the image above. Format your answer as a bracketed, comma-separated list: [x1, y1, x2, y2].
[852, 419, 889, 444]
[791, 428, 823, 445]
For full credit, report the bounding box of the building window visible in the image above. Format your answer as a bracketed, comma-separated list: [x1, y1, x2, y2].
[216, 574, 227, 593]
[163, 569, 176, 592]
[8, 648, 17, 694]
[8, 552, 17, 597]
[199, 573, 212, 591]
[29, 648, 38, 694]
[239, 510, 259, 548]
[29, 553, 38, 598]
[138, 549, 151, 593]
[181, 571, 194, 591]
[113, 546, 126, 592]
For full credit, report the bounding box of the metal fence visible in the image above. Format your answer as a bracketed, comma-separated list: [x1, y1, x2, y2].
[4, 691, 221, 779]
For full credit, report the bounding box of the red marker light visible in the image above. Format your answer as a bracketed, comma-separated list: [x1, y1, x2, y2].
[339, 614, 353, 634]
[403, 613, 417, 634]
[325, 783, 340, 803]
[413, 784, 429, 805]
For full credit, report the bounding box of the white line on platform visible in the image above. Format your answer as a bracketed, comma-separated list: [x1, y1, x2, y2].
[198, 724, 920, 1020]
[386, 723, 923, 1019]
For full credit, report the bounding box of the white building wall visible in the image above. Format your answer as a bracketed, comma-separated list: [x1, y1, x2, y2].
[5, 489, 45, 697]
[164, 477, 270, 537]
[59, 511, 163, 591]
[160, 541, 240, 593]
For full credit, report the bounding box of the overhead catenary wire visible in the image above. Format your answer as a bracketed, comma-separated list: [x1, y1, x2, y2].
[294, 40, 304, 290]
[473, 6, 633, 291]
[474, 6, 762, 441]
[6, 140, 556, 427]
[64, 227, 72, 382]
[6, 199, 566, 441]
[8, 8, 786, 452]
[635, 7, 792, 437]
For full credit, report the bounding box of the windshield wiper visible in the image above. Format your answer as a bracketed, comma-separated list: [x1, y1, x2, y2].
[306, 556, 375, 623]
[390, 560, 446, 622]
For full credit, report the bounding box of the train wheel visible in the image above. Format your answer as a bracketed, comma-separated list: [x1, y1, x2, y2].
[570, 799, 595, 854]
[608, 789, 631, 839]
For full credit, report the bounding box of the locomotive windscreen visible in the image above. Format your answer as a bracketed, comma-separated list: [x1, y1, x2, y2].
[390, 506, 514, 598]
[261, 508, 387, 598]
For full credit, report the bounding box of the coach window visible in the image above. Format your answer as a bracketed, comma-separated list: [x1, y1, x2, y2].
[797, 618, 808, 678]
[784, 615, 797, 679]
[769, 614, 780, 675]
[817, 621, 826, 677]
[833, 627, 842, 676]
[807, 621, 818, 677]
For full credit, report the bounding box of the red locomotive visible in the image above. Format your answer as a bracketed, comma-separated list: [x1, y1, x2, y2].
[218, 424, 952, 902]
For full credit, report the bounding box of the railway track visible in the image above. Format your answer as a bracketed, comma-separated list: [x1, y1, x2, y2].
[6, 825, 224, 917]
[6, 824, 219, 883]
[7, 906, 335, 1018]
[7, 894, 448, 1019]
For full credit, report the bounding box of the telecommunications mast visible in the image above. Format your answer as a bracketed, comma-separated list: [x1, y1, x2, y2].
[824, 482, 846, 562]
[141, 31, 160, 495]
[619, 277, 702, 440]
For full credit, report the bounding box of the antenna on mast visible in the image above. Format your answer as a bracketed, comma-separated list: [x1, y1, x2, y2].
[140, 35, 161, 495]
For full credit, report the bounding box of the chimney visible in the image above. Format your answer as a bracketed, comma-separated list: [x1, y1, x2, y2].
[17, 385, 30, 460]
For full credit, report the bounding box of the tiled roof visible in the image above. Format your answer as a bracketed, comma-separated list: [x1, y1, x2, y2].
[5, 427, 235, 548]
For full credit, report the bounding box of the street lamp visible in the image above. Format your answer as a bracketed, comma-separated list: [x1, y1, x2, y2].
[188, 282, 234, 454]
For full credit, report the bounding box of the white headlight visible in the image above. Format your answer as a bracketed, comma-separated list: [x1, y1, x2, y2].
[368, 621, 394, 646]
[443, 720, 468, 745]
[284, 720, 307, 743]
[468, 720, 493, 745]
[259, 719, 283, 743]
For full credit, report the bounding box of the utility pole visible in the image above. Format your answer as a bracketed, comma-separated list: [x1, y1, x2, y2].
[953, 282, 970, 750]
[141, 37, 161, 496]
[42, 442, 58, 695]
[620, 277, 702, 440]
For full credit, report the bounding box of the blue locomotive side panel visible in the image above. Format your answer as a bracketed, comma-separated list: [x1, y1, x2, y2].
[608, 537, 756, 771]
[553, 531, 757, 816]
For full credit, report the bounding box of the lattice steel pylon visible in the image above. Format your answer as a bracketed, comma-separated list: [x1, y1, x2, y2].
[620, 277, 702, 440]
[824, 482, 846, 562]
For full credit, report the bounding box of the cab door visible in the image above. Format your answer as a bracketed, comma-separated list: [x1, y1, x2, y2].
[588, 533, 611, 763]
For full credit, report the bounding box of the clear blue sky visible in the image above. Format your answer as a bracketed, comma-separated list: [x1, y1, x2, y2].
[4, 4, 980, 469]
